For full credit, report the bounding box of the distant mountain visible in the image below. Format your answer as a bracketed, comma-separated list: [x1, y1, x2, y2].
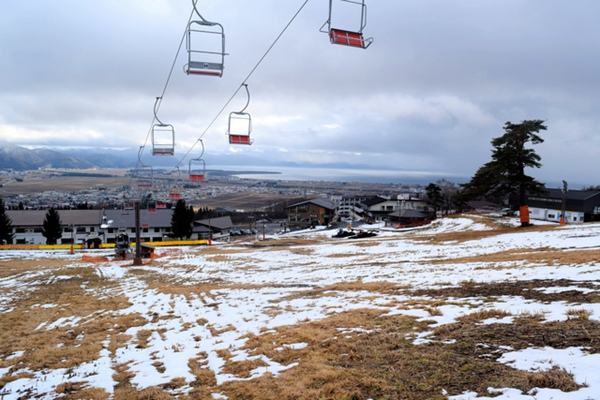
[0, 144, 134, 170]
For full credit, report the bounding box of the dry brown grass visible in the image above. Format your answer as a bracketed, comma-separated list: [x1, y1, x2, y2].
[411, 223, 560, 244]
[0, 266, 146, 375]
[431, 247, 600, 266]
[219, 309, 582, 400]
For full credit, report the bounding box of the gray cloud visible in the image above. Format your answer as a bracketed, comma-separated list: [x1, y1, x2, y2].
[0, 0, 599, 184]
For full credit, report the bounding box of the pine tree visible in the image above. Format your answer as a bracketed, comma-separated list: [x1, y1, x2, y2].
[171, 200, 194, 239]
[0, 198, 14, 244]
[462, 120, 547, 226]
[42, 208, 62, 245]
[425, 183, 443, 218]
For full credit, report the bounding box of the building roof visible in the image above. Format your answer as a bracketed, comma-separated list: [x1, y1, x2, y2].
[532, 188, 600, 201]
[6, 210, 103, 226]
[104, 209, 173, 229]
[287, 198, 336, 211]
[194, 216, 234, 231]
[388, 209, 428, 218]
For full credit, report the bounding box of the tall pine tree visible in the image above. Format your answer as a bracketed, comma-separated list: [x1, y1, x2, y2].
[42, 208, 63, 245]
[171, 200, 194, 239]
[462, 120, 547, 227]
[425, 183, 443, 218]
[0, 198, 13, 244]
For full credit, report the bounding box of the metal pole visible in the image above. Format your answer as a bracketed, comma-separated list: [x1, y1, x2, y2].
[133, 201, 143, 265]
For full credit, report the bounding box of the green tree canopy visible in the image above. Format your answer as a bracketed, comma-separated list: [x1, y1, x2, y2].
[42, 208, 62, 245]
[462, 120, 547, 211]
[0, 198, 13, 244]
[171, 200, 194, 239]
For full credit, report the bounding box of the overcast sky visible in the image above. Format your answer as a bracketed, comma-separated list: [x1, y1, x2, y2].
[0, 0, 599, 184]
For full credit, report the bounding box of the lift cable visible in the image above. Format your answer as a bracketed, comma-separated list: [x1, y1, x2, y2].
[137, 5, 196, 165]
[174, 0, 311, 168]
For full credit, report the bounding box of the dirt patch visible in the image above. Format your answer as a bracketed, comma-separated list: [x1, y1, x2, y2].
[434, 311, 600, 355]
[411, 279, 600, 304]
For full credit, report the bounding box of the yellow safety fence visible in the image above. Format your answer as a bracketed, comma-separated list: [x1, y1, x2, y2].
[0, 240, 210, 251]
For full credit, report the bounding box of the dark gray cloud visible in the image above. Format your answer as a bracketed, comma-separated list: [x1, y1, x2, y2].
[0, 0, 599, 184]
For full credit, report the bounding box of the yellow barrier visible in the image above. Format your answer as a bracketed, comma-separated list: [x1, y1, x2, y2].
[0, 240, 210, 251]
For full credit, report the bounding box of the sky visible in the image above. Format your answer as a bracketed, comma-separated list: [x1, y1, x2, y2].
[0, 0, 599, 184]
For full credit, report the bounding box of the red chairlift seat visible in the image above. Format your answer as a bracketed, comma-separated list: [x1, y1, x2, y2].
[329, 28, 367, 48]
[228, 134, 252, 145]
[190, 173, 206, 182]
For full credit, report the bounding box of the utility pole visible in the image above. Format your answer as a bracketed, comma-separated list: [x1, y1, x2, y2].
[133, 201, 143, 266]
[560, 180, 568, 225]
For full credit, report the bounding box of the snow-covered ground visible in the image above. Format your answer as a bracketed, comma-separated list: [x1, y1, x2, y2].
[0, 216, 599, 399]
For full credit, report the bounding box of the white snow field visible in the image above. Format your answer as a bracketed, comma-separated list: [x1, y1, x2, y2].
[0, 216, 599, 399]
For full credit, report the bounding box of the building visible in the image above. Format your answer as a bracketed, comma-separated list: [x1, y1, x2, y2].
[369, 194, 430, 220]
[287, 198, 335, 229]
[7, 210, 103, 245]
[336, 195, 384, 221]
[528, 189, 600, 223]
[103, 209, 174, 243]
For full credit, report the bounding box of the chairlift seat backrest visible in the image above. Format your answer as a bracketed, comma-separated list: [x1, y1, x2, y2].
[186, 19, 226, 78]
[152, 123, 175, 156]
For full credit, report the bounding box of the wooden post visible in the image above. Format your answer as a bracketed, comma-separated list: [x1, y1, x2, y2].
[133, 202, 143, 266]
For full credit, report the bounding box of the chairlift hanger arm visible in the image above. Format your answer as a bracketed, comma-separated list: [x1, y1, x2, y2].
[239, 84, 250, 113]
[153, 97, 165, 126]
[191, 0, 220, 27]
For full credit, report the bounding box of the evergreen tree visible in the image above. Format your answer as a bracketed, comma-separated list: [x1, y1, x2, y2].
[462, 120, 547, 226]
[42, 208, 62, 245]
[171, 200, 194, 239]
[0, 198, 14, 244]
[425, 183, 443, 218]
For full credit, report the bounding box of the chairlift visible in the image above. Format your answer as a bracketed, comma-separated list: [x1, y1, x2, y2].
[169, 167, 184, 201]
[189, 140, 207, 182]
[320, 0, 373, 49]
[151, 97, 175, 156]
[227, 84, 253, 145]
[185, 0, 227, 77]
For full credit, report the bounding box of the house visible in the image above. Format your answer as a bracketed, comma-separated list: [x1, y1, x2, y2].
[287, 198, 335, 229]
[528, 189, 600, 223]
[7, 210, 103, 245]
[386, 209, 431, 227]
[193, 216, 234, 239]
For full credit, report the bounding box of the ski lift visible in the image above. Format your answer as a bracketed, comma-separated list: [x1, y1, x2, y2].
[185, 0, 227, 77]
[134, 148, 154, 190]
[320, 0, 373, 49]
[227, 84, 253, 145]
[151, 97, 175, 156]
[189, 140, 207, 182]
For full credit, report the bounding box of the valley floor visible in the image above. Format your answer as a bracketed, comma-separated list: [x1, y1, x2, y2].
[0, 215, 599, 399]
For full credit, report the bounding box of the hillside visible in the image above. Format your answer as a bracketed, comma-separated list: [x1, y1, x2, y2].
[0, 144, 134, 170]
[0, 215, 599, 399]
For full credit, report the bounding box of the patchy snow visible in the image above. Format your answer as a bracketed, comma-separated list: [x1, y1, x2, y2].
[535, 286, 596, 294]
[1, 216, 599, 398]
[451, 347, 600, 399]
